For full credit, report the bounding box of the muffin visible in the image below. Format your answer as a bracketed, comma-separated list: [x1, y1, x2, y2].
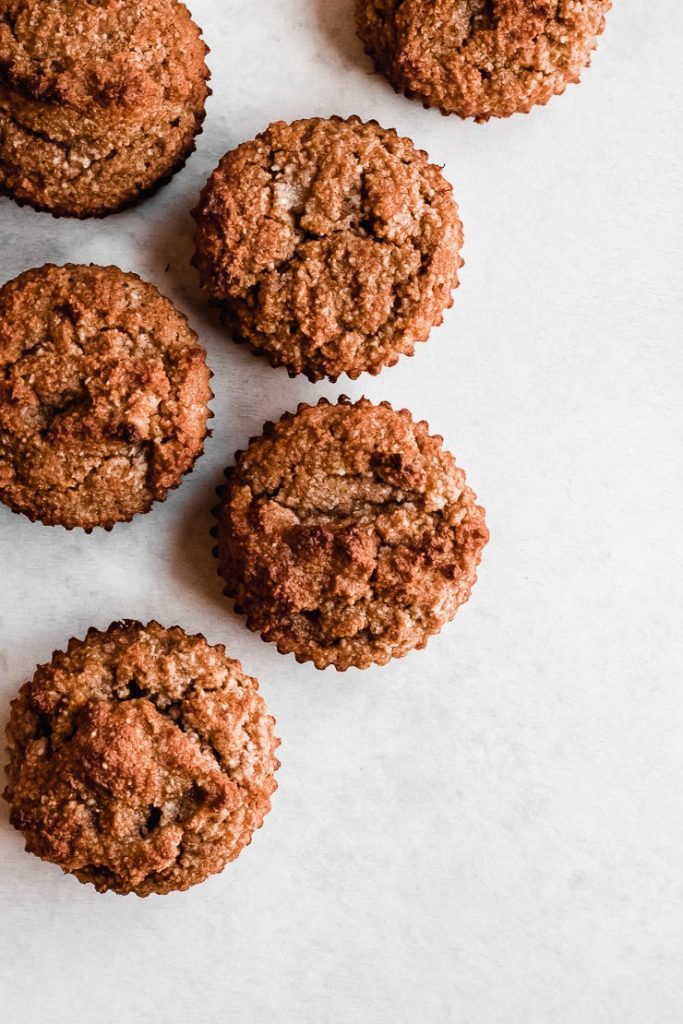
[0, 263, 211, 529]
[192, 116, 463, 382]
[3, 620, 280, 896]
[212, 397, 489, 670]
[0, 0, 210, 217]
[356, 0, 612, 121]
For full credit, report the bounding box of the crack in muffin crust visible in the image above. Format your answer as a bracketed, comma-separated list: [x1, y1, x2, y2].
[212, 397, 489, 670]
[356, 0, 612, 121]
[0, 263, 212, 529]
[3, 620, 280, 896]
[0, 0, 210, 216]
[192, 116, 463, 382]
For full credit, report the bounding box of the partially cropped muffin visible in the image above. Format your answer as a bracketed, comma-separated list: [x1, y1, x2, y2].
[0, 0, 210, 216]
[212, 397, 489, 670]
[4, 621, 280, 896]
[0, 263, 211, 529]
[192, 116, 463, 381]
[356, 0, 612, 121]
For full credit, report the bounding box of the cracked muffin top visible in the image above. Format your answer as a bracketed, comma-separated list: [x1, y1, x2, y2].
[192, 116, 463, 382]
[0, 263, 211, 529]
[356, 0, 612, 121]
[0, 0, 209, 216]
[213, 398, 489, 670]
[3, 620, 280, 896]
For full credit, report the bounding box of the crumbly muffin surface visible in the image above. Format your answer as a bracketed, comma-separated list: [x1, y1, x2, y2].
[0, 0, 209, 215]
[214, 399, 488, 670]
[0, 264, 211, 529]
[193, 116, 463, 381]
[356, 0, 612, 121]
[4, 621, 280, 896]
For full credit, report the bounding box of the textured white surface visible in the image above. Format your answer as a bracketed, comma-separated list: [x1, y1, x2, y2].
[1, 2, 682, 1021]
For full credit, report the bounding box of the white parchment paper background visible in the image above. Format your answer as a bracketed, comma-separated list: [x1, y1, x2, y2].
[1, 2, 682, 1021]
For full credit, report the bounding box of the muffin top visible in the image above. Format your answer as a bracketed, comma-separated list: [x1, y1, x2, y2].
[4, 621, 280, 896]
[356, 0, 612, 121]
[213, 398, 488, 670]
[0, 0, 209, 215]
[0, 0, 206, 112]
[0, 264, 211, 529]
[193, 116, 462, 381]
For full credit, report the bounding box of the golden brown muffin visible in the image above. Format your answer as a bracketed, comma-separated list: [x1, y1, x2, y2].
[3, 621, 280, 896]
[192, 116, 463, 382]
[0, 0, 210, 216]
[356, 0, 612, 121]
[0, 263, 211, 529]
[212, 397, 489, 670]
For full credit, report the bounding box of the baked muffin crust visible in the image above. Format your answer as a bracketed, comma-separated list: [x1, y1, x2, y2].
[193, 116, 463, 381]
[0, 263, 211, 529]
[0, 0, 210, 216]
[213, 398, 488, 670]
[356, 0, 612, 121]
[4, 621, 280, 896]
